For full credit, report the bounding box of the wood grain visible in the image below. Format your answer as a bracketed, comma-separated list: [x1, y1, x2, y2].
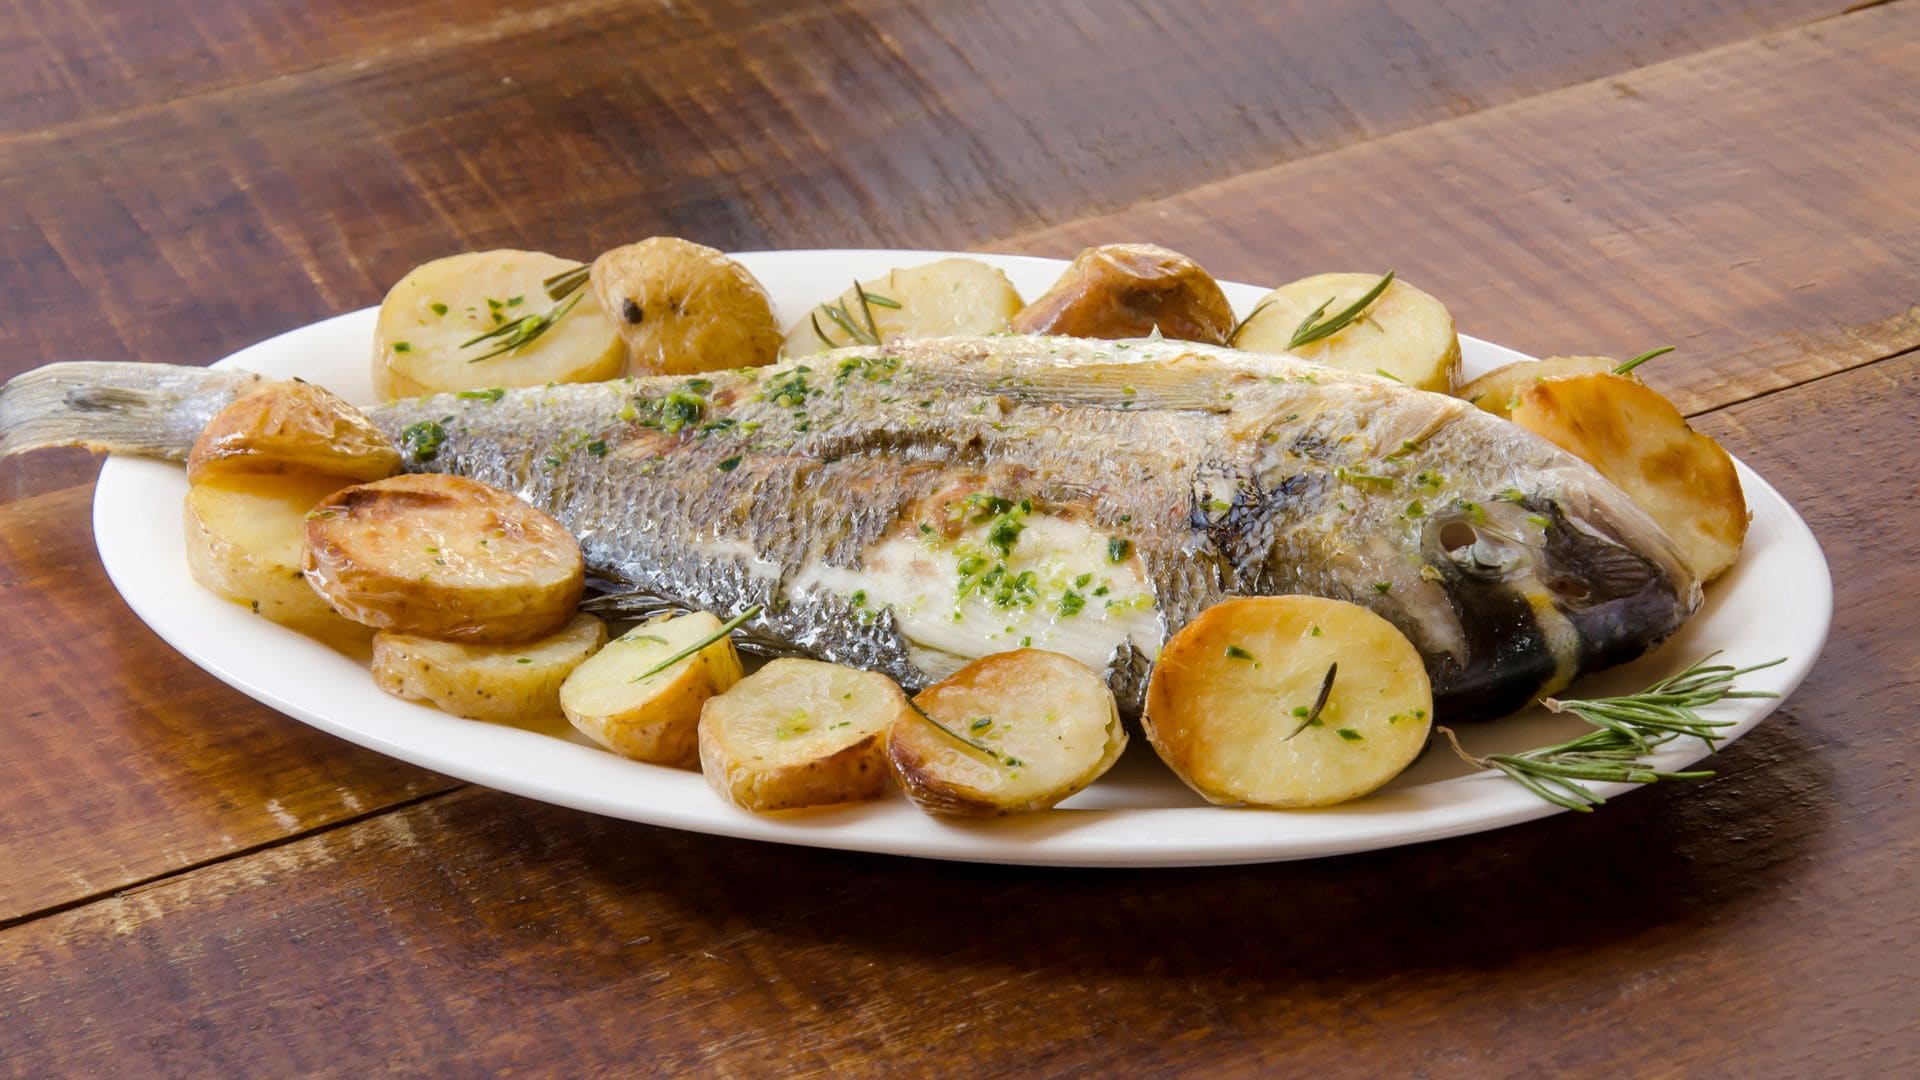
[1005, 2, 1920, 419]
[0, 0, 1854, 372]
[0, 485, 455, 924]
[0, 354, 1911, 1075]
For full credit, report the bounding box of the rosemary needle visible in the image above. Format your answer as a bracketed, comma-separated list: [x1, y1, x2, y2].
[1438, 653, 1785, 812]
[907, 698, 1023, 768]
[628, 605, 764, 682]
[463, 293, 583, 362]
[1283, 662, 1339, 741]
[542, 264, 590, 302]
[1226, 299, 1276, 346]
[1613, 345, 1676, 375]
[1289, 270, 1396, 350]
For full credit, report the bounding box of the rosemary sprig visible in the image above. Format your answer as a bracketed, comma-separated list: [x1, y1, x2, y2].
[627, 604, 764, 682]
[1613, 345, 1675, 375]
[1289, 269, 1396, 350]
[906, 698, 1023, 768]
[1226, 299, 1275, 346]
[543, 264, 590, 302]
[463, 293, 583, 363]
[1283, 662, 1338, 741]
[1438, 654, 1785, 812]
[809, 282, 901, 347]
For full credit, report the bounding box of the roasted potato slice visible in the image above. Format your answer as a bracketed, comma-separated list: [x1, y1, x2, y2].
[184, 473, 364, 634]
[372, 613, 606, 728]
[1009, 243, 1235, 344]
[373, 249, 626, 400]
[1233, 272, 1461, 393]
[888, 649, 1126, 817]
[1143, 596, 1432, 808]
[188, 380, 400, 483]
[560, 612, 746, 766]
[302, 474, 584, 643]
[1456, 355, 1626, 419]
[590, 237, 783, 376]
[1510, 372, 1747, 582]
[698, 658, 908, 811]
[781, 258, 1025, 356]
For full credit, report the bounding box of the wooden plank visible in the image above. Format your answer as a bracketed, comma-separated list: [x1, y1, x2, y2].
[0, 485, 455, 924]
[0, 0, 585, 133]
[1, 354, 1911, 1073]
[0, 0, 1853, 375]
[1001, 1, 1920, 418]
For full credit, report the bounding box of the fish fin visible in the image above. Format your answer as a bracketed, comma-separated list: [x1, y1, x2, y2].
[946, 361, 1244, 413]
[0, 362, 265, 461]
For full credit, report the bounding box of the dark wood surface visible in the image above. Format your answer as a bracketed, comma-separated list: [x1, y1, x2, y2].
[1, 0, 1914, 1074]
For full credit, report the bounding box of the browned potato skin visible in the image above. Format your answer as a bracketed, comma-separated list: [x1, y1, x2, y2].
[591, 237, 784, 376]
[1457, 355, 1630, 420]
[1511, 373, 1748, 582]
[188, 381, 400, 484]
[889, 650, 1124, 818]
[1008, 243, 1235, 344]
[303, 474, 584, 643]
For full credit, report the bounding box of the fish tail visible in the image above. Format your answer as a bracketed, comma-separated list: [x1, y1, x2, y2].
[0, 362, 266, 461]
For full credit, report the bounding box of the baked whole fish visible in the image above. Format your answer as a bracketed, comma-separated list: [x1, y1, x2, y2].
[0, 335, 1700, 720]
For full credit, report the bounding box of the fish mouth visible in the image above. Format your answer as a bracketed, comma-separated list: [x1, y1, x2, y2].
[1420, 497, 1695, 721]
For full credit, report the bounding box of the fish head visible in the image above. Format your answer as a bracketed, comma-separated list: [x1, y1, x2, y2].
[1410, 470, 1701, 719]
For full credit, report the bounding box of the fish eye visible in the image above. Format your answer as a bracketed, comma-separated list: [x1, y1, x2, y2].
[1439, 521, 1478, 553]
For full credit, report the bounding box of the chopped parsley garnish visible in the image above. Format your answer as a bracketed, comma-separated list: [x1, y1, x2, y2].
[399, 418, 449, 462]
[454, 387, 506, 402]
[1107, 537, 1132, 563]
[1224, 645, 1255, 661]
[717, 456, 742, 472]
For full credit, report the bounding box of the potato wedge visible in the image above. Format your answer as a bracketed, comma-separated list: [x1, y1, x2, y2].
[1233, 272, 1461, 393]
[188, 380, 400, 483]
[1510, 372, 1747, 582]
[302, 474, 584, 643]
[560, 612, 746, 766]
[184, 473, 364, 634]
[373, 249, 626, 400]
[1008, 243, 1235, 344]
[372, 613, 606, 728]
[1456, 355, 1625, 420]
[1143, 596, 1432, 808]
[698, 658, 907, 811]
[781, 258, 1025, 356]
[590, 237, 783, 376]
[888, 649, 1126, 817]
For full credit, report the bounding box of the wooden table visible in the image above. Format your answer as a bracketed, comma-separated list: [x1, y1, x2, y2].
[3, 1, 1914, 1073]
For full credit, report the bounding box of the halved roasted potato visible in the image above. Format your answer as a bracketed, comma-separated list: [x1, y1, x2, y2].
[781, 258, 1025, 356]
[302, 473, 584, 643]
[560, 611, 746, 766]
[1009, 243, 1235, 344]
[1510, 372, 1747, 582]
[184, 473, 364, 634]
[888, 649, 1126, 817]
[698, 658, 908, 811]
[372, 613, 606, 728]
[188, 380, 400, 484]
[1456, 355, 1625, 419]
[373, 248, 626, 400]
[590, 237, 783, 376]
[1232, 272, 1460, 393]
[1143, 596, 1432, 808]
